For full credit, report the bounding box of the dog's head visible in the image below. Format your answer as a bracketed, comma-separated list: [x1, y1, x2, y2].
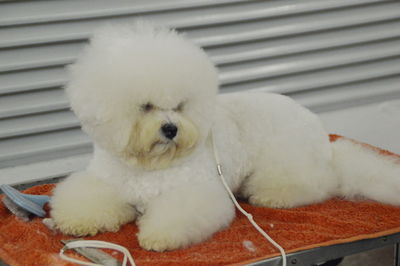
[66, 22, 218, 170]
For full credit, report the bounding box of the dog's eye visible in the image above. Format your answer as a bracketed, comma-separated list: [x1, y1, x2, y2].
[174, 102, 185, 112]
[141, 103, 154, 112]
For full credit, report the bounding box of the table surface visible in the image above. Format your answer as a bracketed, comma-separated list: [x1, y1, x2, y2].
[248, 232, 400, 266]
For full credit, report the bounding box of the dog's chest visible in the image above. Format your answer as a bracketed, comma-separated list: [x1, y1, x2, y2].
[119, 155, 218, 207]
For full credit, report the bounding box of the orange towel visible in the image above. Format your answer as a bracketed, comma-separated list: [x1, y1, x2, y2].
[1, 135, 400, 266]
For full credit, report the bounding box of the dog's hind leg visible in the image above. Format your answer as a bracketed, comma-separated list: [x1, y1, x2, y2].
[239, 160, 338, 209]
[50, 171, 136, 236]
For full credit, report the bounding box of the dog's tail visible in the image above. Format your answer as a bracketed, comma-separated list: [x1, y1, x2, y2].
[331, 136, 400, 205]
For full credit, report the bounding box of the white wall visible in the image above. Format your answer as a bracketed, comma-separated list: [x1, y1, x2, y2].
[320, 99, 400, 154]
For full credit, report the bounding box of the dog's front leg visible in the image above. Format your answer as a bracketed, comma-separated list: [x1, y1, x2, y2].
[137, 182, 235, 251]
[50, 171, 136, 236]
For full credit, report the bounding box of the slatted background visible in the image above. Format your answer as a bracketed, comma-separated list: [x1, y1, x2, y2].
[1, 0, 400, 185]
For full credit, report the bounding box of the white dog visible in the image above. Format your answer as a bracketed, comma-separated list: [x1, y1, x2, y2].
[50, 23, 400, 252]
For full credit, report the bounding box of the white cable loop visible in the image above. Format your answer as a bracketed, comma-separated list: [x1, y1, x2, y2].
[59, 240, 136, 266]
[210, 129, 287, 266]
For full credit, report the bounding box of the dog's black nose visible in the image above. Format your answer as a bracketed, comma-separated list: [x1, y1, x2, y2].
[161, 123, 178, 139]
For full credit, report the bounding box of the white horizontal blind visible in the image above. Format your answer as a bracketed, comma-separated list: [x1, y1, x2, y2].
[1, 0, 400, 184]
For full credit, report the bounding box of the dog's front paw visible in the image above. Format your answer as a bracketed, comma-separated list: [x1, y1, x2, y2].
[137, 183, 235, 251]
[138, 227, 192, 252]
[52, 215, 106, 236]
[50, 172, 136, 236]
[51, 198, 136, 237]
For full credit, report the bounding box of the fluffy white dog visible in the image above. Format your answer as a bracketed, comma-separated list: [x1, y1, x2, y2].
[50, 23, 400, 252]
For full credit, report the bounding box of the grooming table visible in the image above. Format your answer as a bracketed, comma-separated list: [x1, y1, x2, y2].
[249, 233, 400, 266]
[1, 136, 400, 266]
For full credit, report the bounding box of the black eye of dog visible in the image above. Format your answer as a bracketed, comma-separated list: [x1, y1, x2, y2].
[141, 103, 154, 112]
[174, 102, 185, 112]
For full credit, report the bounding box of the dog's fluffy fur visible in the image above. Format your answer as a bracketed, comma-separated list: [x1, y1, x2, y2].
[50, 23, 400, 251]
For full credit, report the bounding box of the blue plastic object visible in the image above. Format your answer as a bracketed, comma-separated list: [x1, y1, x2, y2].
[0, 184, 50, 217]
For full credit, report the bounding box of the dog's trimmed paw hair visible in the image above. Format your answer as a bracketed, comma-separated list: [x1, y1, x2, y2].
[50, 172, 136, 236]
[136, 183, 235, 252]
[137, 227, 191, 252]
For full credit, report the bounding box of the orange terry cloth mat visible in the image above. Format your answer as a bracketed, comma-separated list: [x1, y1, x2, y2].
[1, 135, 400, 266]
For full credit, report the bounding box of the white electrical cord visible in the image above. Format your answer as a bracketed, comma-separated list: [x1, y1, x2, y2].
[59, 240, 136, 266]
[210, 130, 287, 266]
